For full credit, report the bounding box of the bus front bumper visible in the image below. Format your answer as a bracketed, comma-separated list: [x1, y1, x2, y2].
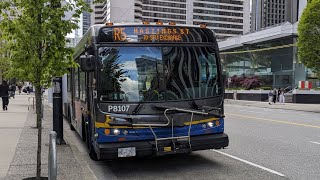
[99, 133, 228, 160]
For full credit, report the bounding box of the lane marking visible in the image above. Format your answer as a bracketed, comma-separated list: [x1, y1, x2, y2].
[212, 150, 285, 177]
[226, 113, 320, 129]
[310, 141, 320, 145]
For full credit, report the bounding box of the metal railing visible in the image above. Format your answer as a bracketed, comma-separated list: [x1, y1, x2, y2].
[48, 131, 57, 180]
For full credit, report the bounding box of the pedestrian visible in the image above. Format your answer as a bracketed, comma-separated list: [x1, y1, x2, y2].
[268, 89, 273, 105]
[26, 85, 30, 95]
[9, 84, 16, 99]
[277, 88, 281, 102]
[0, 80, 9, 111]
[279, 88, 285, 104]
[273, 88, 277, 104]
[18, 84, 22, 94]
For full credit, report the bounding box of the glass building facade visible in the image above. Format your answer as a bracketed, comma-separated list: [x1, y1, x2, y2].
[220, 36, 319, 89]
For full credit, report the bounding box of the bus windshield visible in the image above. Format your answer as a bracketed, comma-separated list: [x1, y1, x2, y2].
[98, 46, 220, 102]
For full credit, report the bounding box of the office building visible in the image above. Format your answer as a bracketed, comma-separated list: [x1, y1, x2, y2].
[251, 0, 299, 31]
[192, 0, 250, 39]
[82, 0, 92, 35]
[90, 0, 250, 40]
[91, 2, 105, 24]
[218, 0, 318, 91]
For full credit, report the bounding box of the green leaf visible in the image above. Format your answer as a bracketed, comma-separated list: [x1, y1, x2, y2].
[298, 0, 320, 79]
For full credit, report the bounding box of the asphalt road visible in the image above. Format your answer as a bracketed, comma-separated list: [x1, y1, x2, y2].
[223, 104, 320, 180]
[66, 104, 320, 180]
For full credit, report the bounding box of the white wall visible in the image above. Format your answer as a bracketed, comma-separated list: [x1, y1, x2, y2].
[298, 0, 308, 19]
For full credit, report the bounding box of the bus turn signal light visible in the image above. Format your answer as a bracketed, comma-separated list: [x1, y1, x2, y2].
[143, 21, 150, 25]
[104, 129, 110, 135]
[169, 21, 176, 26]
[215, 120, 220, 126]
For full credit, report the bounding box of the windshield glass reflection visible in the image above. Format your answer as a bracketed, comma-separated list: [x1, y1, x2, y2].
[98, 46, 219, 102]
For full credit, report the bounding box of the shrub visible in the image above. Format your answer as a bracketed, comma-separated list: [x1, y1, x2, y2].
[228, 75, 263, 90]
[241, 76, 264, 90]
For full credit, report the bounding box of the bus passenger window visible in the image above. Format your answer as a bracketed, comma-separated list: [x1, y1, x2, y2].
[74, 67, 80, 99]
[80, 71, 86, 101]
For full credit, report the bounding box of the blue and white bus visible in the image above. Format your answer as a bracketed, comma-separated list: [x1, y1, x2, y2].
[66, 22, 229, 160]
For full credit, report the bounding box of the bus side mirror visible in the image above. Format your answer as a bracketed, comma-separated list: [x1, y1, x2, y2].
[80, 55, 95, 72]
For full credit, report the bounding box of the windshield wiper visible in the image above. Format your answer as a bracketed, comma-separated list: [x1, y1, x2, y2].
[169, 72, 201, 110]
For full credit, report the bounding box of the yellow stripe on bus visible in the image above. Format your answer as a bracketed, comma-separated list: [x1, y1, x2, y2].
[184, 117, 219, 125]
[95, 117, 220, 128]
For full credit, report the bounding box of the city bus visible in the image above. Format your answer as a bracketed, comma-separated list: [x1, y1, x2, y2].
[66, 22, 229, 160]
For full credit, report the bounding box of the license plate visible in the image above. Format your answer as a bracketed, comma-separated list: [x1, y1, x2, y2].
[118, 147, 136, 157]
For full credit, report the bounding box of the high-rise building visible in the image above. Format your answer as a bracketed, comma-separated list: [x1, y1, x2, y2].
[90, 0, 250, 40]
[251, 0, 299, 31]
[91, 2, 106, 24]
[82, 0, 91, 35]
[192, 0, 250, 39]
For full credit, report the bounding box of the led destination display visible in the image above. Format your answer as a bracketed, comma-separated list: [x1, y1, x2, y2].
[98, 26, 214, 43]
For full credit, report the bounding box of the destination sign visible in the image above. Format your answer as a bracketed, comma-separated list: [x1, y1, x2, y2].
[98, 26, 214, 43]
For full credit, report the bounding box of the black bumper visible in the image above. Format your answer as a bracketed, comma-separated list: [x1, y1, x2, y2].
[99, 133, 229, 160]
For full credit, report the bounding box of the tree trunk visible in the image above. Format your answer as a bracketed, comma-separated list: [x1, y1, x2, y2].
[35, 85, 43, 180]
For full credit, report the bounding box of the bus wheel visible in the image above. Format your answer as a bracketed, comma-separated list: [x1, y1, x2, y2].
[69, 110, 75, 131]
[82, 118, 87, 142]
[89, 145, 98, 161]
[86, 125, 98, 161]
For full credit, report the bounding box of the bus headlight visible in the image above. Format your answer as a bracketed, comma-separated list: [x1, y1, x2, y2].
[208, 122, 214, 127]
[113, 129, 120, 135]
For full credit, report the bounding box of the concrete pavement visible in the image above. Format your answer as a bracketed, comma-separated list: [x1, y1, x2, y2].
[1, 93, 96, 180]
[225, 99, 320, 113]
[0, 94, 30, 180]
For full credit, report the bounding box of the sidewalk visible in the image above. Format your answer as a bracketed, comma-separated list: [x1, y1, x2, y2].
[225, 99, 320, 113]
[0, 94, 30, 180]
[2, 94, 96, 180]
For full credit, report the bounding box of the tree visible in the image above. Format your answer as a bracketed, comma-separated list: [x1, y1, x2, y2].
[298, 0, 320, 79]
[0, 0, 99, 179]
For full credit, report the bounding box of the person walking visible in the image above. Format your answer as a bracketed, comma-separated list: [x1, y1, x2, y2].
[17, 84, 22, 94]
[273, 88, 277, 104]
[9, 84, 16, 99]
[268, 89, 273, 105]
[277, 88, 281, 102]
[279, 88, 285, 104]
[26, 85, 30, 95]
[0, 81, 9, 111]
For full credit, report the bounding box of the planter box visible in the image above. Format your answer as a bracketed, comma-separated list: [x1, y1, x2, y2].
[224, 89, 320, 104]
[225, 90, 269, 102]
[292, 90, 320, 104]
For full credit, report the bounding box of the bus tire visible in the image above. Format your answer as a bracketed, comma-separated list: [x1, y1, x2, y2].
[86, 121, 98, 161]
[70, 121, 75, 131]
[68, 109, 75, 131]
[82, 117, 87, 142]
[89, 143, 98, 161]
